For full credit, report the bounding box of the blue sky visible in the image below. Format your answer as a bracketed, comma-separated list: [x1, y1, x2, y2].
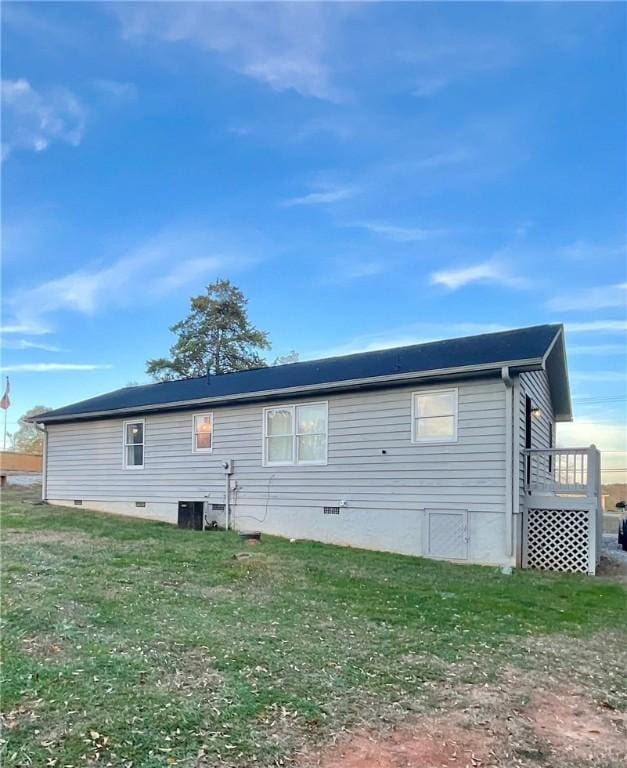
[1, 2, 626, 477]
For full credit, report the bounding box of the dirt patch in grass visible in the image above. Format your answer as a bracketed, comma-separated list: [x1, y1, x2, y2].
[194, 584, 236, 601]
[530, 689, 627, 762]
[300, 665, 627, 768]
[302, 715, 494, 768]
[160, 580, 236, 601]
[20, 633, 73, 661]
[230, 552, 280, 570]
[0, 703, 40, 733]
[153, 647, 225, 695]
[225, 552, 302, 597]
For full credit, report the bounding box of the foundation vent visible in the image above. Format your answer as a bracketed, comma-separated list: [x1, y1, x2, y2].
[135, 501, 146, 508]
[323, 506, 340, 515]
[73, 500, 83, 506]
[211, 503, 225, 512]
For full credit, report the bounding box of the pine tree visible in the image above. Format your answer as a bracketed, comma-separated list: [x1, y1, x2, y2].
[146, 279, 270, 381]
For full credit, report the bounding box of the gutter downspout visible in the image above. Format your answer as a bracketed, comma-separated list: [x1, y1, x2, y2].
[222, 461, 233, 531]
[224, 472, 230, 531]
[501, 366, 514, 560]
[35, 422, 48, 502]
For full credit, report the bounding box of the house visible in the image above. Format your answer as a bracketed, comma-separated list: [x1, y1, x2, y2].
[33, 324, 603, 573]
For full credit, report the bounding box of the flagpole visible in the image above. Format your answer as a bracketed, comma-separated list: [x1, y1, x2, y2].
[1, 377, 9, 450]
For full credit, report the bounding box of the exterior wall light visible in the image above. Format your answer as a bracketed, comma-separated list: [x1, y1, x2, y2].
[531, 407, 542, 420]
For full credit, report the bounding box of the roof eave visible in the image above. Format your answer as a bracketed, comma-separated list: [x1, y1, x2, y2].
[541, 326, 573, 422]
[34, 356, 545, 424]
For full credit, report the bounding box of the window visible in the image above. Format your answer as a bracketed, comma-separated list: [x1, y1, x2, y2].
[297, 403, 327, 463]
[123, 419, 145, 468]
[265, 407, 294, 464]
[193, 413, 213, 452]
[264, 402, 328, 465]
[412, 388, 458, 443]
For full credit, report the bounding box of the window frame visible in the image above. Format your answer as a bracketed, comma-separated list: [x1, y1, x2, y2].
[262, 401, 328, 467]
[192, 412, 214, 454]
[263, 405, 295, 466]
[411, 387, 458, 445]
[123, 418, 145, 470]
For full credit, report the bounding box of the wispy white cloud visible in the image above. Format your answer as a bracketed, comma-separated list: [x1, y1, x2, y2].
[326, 257, 386, 283]
[1, 3, 81, 48]
[430, 260, 528, 291]
[3, 227, 260, 334]
[92, 79, 137, 101]
[0, 363, 111, 373]
[1, 79, 85, 159]
[113, 3, 345, 101]
[404, 32, 518, 98]
[349, 221, 446, 242]
[0, 323, 52, 336]
[566, 320, 627, 333]
[546, 283, 627, 312]
[151, 256, 224, 294]
[280, 184, 355, 207]
[0, 339, 62, 352]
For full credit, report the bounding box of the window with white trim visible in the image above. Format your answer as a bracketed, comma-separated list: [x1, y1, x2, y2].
[193, 413, 213, 452]
[264, 402, 328, 465]
[412, 388, 458, 443]
[123, 420, 145, 468]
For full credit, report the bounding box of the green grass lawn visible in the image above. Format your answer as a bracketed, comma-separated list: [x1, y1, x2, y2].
[1, 487, 626, 767]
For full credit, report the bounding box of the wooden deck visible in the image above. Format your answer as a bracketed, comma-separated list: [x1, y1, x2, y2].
[522, 446, 602, 574]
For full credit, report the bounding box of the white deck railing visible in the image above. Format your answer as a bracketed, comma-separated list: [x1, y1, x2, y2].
[523, 446, 601, 498]
[522, 446, 602, 575]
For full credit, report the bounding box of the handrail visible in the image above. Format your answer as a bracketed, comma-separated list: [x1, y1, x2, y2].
[523, 447, 589, 454]
[523, 445, 600, 497]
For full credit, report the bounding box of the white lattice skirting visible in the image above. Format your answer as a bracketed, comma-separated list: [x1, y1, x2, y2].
[525, 508, 591, 574]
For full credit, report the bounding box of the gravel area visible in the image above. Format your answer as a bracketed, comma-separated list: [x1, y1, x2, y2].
[602, 532, 627, 563]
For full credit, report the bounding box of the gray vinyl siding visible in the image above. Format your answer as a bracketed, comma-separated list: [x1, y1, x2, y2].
[520, 370, 554, 448]
[515, 369, 556, 567]
[517, 369, 554, 495]
[45, 377, 510, 563]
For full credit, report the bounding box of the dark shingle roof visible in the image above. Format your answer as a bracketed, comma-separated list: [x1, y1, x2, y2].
[36, 324, 567, 423]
